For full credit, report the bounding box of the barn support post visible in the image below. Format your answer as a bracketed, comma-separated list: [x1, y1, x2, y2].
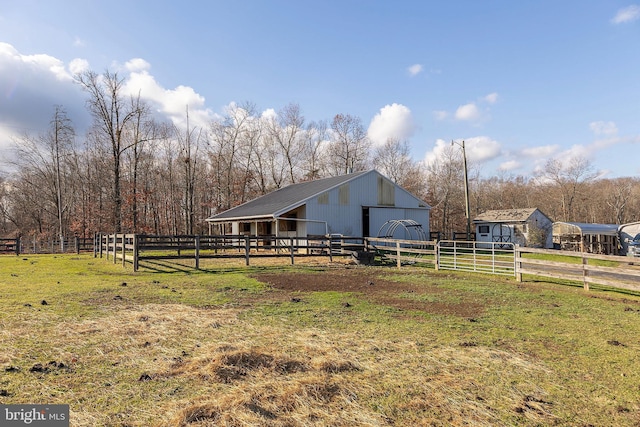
[195, 235, 200, 270]
[244, 235, 250, 266]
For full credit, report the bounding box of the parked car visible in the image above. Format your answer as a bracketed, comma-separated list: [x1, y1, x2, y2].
[628, 233, 640, 257]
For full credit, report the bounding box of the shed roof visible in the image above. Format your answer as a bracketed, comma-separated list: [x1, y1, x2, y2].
[552, 222, 619, 236]
[473, 208, 544, 224]
[206, 170, 372, 223]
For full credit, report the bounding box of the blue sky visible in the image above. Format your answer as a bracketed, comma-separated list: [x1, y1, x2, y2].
[1, 0, 639, 178]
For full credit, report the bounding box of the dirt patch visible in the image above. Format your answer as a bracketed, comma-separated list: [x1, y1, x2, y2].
[251, 267, 485, 318]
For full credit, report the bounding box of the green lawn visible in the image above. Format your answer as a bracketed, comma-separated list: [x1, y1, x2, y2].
[1, 254, 639, 426]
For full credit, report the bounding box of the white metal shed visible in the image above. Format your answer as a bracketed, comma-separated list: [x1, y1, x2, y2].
[618, 221, 640, 255]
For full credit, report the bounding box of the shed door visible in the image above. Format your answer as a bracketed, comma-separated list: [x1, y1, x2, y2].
[492, 224, 513, 247]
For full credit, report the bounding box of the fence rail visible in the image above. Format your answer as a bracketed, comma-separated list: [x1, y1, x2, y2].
[437, 240, 516, 276]
[366, 237, 436, 267]
[0, 237, 95, 255]
[515, 247, 640, 293]
[97, 233, 366, 271]
[93, 233, 640, 294]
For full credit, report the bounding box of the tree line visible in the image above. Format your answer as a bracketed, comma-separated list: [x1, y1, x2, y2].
[1, 69, 638, 243]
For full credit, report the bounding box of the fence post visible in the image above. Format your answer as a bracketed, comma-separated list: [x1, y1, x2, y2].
[112, 234, 117, 264]
[195, 235, 200, 270]
[290, 237, 295, 265]
[245, 235, 250, 266]
[515, 247, 522, 281]
[133, 235, 139, 271]
[434, 241, 439, 270]
[122, 234, 127, 267]
[582, 256, 589, 291]
[396, 242, 401, 269]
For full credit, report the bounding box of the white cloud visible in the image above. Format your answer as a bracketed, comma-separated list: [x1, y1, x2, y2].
[463, 136, 501, 162]
[0, 43, 88, 149]
[484, 92, 499, 104]
[521, 144, 559, 158]
[73, 37, 86, 48]
[499, 160, 521, 171]
[125, 58, 151, 73]
[589, 120, 618, 136]
[123, 68, 213, 129]
[69, 58, 89, 75]
[422, 138, 451, 166]
[436, 92, 498, 123]
[407, 64, 423, 76]
[455, 103, 480, 121]
[433, 110, 448, 121]
[423, 136, 501, 167]
[611, 5, 640, 23]
[367, 103, 416, 146]
[0, 42, 215, 152]
[261, 108, 277, 120]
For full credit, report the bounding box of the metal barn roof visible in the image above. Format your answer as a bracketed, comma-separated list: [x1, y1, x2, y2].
[206, 170, 372, 222]
[552, 222, 619, 236]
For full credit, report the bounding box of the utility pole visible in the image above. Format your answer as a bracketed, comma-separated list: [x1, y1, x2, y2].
[451, 140, 471, 240]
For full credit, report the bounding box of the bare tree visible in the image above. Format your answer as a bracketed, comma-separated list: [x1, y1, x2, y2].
[425, 145, 466, 237]
[537, 156, 598, 222]
[76, 70, 143, 232]
[327, 114, 370, 175]
[122, 96, 157, 233]
[175, 106, 205, 234]
[372, 138, 427, 197]
[267, 103, 306, 184]
[300, 120, 328, 181]
[8, 106, 76, 247]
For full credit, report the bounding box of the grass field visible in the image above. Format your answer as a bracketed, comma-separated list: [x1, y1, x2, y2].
[1, 254, 639, 426]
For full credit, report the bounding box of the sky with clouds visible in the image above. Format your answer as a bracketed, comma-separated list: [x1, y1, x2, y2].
[1, 0, 639, 178]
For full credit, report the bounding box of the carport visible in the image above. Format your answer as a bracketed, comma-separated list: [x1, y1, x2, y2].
[552, 222, 619, 255]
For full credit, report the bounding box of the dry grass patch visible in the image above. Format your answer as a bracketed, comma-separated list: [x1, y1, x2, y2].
[150, 327, 555, 427]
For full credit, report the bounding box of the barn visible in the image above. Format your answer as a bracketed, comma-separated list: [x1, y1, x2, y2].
[618, 221, 640, 256]
[205, 170, 431, 240]
[473, 208, 553, 248]
[552, 222, 619, 255]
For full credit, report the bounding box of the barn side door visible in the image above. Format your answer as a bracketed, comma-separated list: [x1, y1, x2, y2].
[362, 207, 370, 237]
